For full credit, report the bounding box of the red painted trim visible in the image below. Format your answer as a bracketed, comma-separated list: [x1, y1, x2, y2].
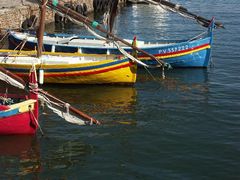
[46, 62, 133, 77]
[0, 105, 10, 111]
[14, 62, 134, 78]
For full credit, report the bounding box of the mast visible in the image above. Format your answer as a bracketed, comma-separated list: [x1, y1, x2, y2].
[29, 66, 39, 126]
[37, 0, 47, 58]
[108, 0, 119, 34]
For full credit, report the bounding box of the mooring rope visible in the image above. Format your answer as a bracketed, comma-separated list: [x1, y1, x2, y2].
[0, 31, 10, 44]
[187, 31, 207, 42]
[30, 108, 44, 136]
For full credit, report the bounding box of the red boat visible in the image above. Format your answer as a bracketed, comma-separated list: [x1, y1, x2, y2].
[0, 68, 39, 135]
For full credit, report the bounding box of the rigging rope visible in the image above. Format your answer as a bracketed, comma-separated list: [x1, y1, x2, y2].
[0, 31, 10, 44]
[30, 108, 44, 136]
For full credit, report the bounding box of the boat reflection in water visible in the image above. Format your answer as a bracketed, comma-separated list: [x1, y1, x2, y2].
[0, 135, 41, 177]
[42, 85, 137, 125]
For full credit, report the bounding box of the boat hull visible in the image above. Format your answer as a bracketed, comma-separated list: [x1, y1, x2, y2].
[0, 111, 37, 135]
[0, 99, 38, 135]
[0, 58, 137, 84]
[8, 25, 213, 68]
[139, 39, 211, 68]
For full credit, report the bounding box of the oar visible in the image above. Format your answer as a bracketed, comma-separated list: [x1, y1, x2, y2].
[45, 0, 166, 67]
[0, 66, 26, 87]
[0, 66, 100, 125]
[146, 0, 224, 29]
[38, 89, 101, 125]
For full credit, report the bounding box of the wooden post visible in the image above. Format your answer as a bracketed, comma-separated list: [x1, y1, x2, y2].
[37, 0, 47, 58]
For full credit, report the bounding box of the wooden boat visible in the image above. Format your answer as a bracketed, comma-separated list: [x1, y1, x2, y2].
[0, 50, 137, 84]
[1, 0, 138, 85]
[8, 18, 214, 68]
[0, 63, 102, 134]
[0, 67, 39, 135]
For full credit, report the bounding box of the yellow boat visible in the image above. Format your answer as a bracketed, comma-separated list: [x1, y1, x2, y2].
[0, 50, 137, 85]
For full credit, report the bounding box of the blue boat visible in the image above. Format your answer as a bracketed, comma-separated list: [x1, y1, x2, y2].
[8, 20, 214, 68]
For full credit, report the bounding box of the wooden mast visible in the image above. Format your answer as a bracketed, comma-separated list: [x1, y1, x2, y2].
[108, 0, 119, 35]
[37, 0, 47, 58]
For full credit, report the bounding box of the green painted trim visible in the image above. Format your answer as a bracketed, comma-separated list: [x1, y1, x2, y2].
[52, 0, 58, 7]
[91, 21, 99, 28]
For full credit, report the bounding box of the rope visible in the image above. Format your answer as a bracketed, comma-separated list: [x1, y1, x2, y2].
[0, 96, 12, 105]
[113, 41, 164, 68]
[162, 65, 165, 79]
[187, 31, 207, 42]
[12, 35, 28, 54]
[17, 38, 28, 54]
[143, 66, 157, 81]
[43, 0, 49, 7]
[84, 17, 89, 26]
[0, 31, 10, 43]
[30, 108, 44, 136]
[65, 7, 70, 17]
[14, 40, 24, 50]
[29, 16, 38, 29]
[103, 11, 110, 28]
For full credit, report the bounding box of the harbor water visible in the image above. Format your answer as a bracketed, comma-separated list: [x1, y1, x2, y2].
[0, 0, 239, 179]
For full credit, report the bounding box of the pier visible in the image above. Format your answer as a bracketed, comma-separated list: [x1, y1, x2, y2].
[0, 0, 126, 33]
[0, 0, 94, 32]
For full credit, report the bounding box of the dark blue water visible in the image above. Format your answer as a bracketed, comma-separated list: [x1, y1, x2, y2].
[0, 0, 240, 179]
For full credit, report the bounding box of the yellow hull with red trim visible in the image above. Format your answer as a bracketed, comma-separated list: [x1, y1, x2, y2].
[0, 56, 137, 84]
